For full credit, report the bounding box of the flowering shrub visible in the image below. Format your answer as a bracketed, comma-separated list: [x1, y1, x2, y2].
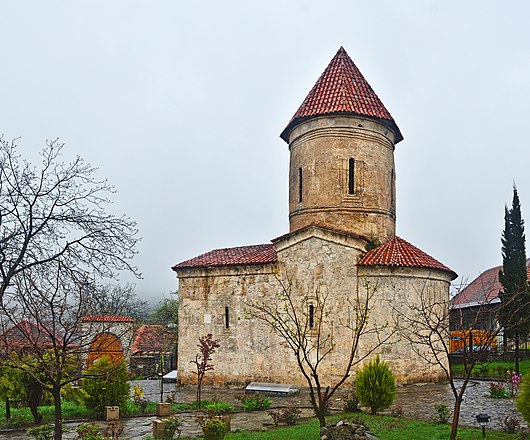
[489, 382, 510, 399]
[508, 371, 523, 397]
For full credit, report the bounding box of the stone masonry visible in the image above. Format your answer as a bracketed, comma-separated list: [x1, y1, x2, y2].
[173, 47, 456, 388]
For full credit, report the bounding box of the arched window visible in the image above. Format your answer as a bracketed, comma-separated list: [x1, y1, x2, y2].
[225, 306, 230, 329]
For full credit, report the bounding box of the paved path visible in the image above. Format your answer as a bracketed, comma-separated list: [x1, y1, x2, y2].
[0, 379, 522, 439]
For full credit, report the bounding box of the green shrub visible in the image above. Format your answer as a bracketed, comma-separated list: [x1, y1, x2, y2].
[490, 382, 510, 399]
[235, 393, 271, 410]
[517, 377, 530, 423]
[82, 357, 130, 417]
[202, 418, 227, 440]
[163, 415, 183, 439]
[27, 424, 55, 440]
[190, 400, 211, 410]
[433, 403, 450, 424]
[355, 355, 396, 414]
[0, 414, 27, 429]
[268, 407, 301, 426]
[343, 388, 361, 413]
[478, 365, 489, 377]
[204, 401, 235, 416]
[76, 423, 104, 440]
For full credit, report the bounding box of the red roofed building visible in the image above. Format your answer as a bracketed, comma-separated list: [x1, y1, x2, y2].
[80, 315, 135, 367]
[173, 48, 455, 386]
[129, 325, 178, 377]
[449, 261, 530, 340]
[0, 320, 58, 351]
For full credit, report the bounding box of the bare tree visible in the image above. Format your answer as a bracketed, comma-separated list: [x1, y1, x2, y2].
[0, 136, 140, 303]
[191, 334, 220, 410]
[88, 283, 149, 321]
[246, 276, 392, 428]
[0, 263, 136, 440]
[393, 280, 513, 440]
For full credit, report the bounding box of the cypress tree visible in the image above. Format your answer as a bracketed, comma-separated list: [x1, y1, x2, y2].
[499, 186, 529, 372]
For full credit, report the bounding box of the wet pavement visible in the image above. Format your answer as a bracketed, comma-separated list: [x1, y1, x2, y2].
[0, 379, 523, 439]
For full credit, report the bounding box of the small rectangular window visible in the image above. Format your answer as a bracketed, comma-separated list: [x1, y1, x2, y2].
[309, 304, 314, 329]
[225, 306, 229, 329]
[298, 167, 303, 202]
[391, 169, 395, 208]
[348, 158, 355, 195]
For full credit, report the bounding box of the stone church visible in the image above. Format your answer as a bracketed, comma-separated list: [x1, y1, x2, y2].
[172, 47, 457, 386]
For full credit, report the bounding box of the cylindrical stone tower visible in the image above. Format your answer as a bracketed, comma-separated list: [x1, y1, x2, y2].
[280, 47, 403, 243]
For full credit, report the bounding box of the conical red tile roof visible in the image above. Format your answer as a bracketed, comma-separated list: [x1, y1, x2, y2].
[359, 236, 457, 279]
[280, 47, 402, 143]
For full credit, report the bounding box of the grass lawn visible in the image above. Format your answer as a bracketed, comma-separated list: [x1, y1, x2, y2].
[451, 358, 530, 378]
[0, 400, 195, 428]
[216, 413, 517, 440]
[0, 402, 519, 439]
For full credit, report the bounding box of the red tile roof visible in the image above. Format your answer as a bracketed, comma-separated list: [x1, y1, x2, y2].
[451, 261, 530, 308]
[359, 236, 457, 279]
[132, 324, 177, 355]
[0, 320, 57, 349]
[81, 315, 135, 323]
[172, 244, 277, 270]
[280, 47, 403, 143]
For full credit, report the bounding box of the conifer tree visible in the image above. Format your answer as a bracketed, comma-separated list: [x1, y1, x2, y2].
[499, 186, 530, 372]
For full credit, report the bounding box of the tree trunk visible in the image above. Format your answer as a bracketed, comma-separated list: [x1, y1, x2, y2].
[308, 389, 327, 428]
[5, 397, 10, 420]
[27, 381, 43, 423]
[450, 395, 463, 440]
[197, 381, 202, 409]
[316, 408, 326, 428]
[53, 387, 63, 440]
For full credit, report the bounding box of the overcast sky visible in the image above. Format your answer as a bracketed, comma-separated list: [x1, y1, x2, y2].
[2, 1, 529, 302]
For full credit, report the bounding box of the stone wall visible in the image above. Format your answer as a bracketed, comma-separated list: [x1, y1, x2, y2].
[177, 230, 452, 387]
[176, 262, 287, 385]
[358, 266, 453, 383]
[287, 115, 397, 243]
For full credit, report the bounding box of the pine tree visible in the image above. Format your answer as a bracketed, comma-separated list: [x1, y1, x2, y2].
[499, 186, 529, 372]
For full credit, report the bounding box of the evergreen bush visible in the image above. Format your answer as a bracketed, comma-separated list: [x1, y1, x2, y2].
[82, 357, 130, 417]
[201, 418, 227, 440]
[355, 355, 396, 414]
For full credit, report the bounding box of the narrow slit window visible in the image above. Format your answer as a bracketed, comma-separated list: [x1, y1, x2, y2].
[225, 306, 230, 329]
[309, 304, 314, 329]
[298, 167, 303, 202]
[391, 169, 395, 207]
[348, 158, 355, 195]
